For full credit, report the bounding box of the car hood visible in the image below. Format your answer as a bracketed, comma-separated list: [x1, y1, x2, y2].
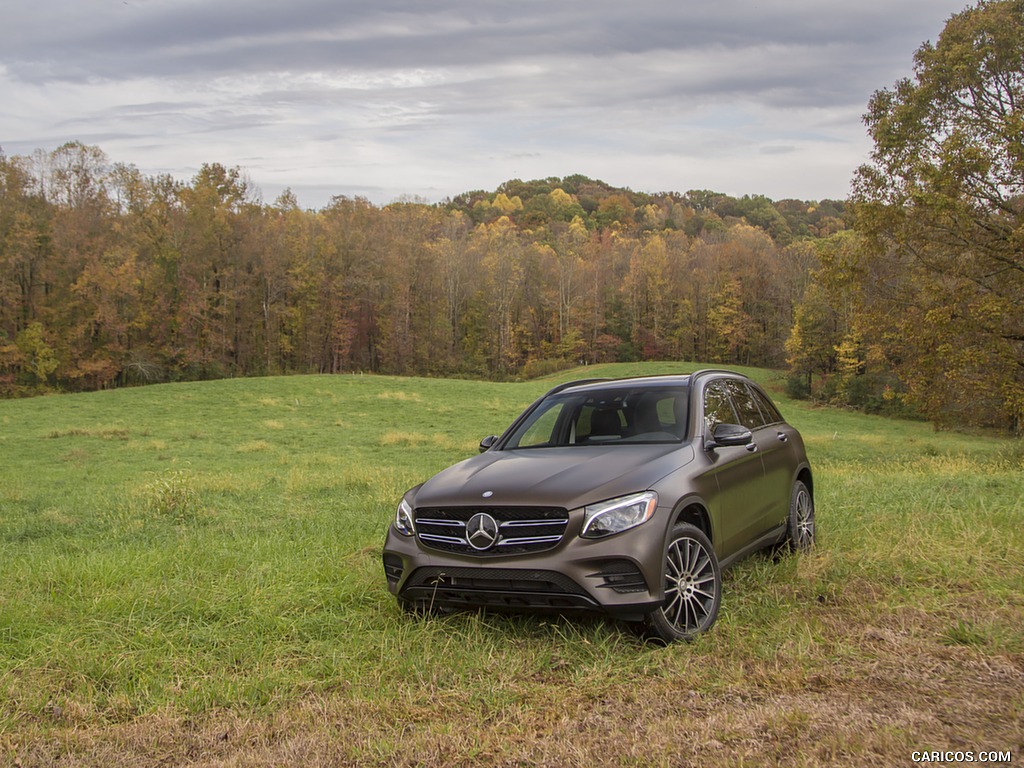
[412, 443, 694, 511]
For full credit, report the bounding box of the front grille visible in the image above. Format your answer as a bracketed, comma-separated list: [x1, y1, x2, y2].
[401, 566, 597, 610]
[414, 506, 569, 556]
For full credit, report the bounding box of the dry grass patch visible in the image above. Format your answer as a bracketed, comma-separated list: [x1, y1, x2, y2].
[5, 618, 1020, 768]
[376, 391, 423, 403]
[236, 440, 272, 453]
[47, 427, 130, 441]
[379, 431, 465, 451]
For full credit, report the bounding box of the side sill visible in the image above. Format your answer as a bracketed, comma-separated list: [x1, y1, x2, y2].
[719, 523, 787, 571]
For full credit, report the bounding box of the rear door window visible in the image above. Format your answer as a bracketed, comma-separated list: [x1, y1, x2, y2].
[725, 379, 766, 430]
[749, 386, 783, 425]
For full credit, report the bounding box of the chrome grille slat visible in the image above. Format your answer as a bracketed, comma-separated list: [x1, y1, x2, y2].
[500, 519, 569, 528]
[418, 533, 467, 546]
[497, 535, 563, 547]
[414, 506, 569, 556]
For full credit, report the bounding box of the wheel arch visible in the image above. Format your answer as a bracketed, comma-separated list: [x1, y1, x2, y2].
[670, 497, 713, 544]
[643, 505, 723, 643]
[795, 465, 813, 498]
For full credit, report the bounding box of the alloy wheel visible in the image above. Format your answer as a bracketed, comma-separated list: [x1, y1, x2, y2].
[662, 534, 717, 635]
[793, 483, 815, 549]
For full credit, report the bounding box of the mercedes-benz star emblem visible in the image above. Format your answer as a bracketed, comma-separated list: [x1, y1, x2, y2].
[466, 512, 500, 551]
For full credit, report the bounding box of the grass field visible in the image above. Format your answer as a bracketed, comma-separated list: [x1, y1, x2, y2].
[1, 363, 1021, 766]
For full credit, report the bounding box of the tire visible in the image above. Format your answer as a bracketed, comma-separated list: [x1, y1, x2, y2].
[642, 523, 721, 643]
[786, 480, 815, 551]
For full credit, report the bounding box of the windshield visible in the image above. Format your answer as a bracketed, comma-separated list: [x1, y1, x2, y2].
[505, 386, 689, 449]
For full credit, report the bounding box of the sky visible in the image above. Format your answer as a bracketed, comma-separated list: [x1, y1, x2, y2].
[1, 0, 972, 209]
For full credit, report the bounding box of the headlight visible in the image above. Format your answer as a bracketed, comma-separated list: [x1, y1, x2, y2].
[394, 498, 415, 536]
[580, 491, 658, 538]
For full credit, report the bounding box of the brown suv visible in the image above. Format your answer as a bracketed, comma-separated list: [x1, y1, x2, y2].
[382, 371, 814, 642]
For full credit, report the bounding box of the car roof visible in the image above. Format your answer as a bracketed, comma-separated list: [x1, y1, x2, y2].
[548, 370, 747, 397]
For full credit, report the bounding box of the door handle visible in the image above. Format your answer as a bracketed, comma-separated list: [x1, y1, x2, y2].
[777, 432, 788, 443]
[745, 443, 758, 453]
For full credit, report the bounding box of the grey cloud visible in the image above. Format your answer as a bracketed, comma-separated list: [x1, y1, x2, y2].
[0, 0, 971, 206]
[5, 0, 958, 82]
[0, 0, 958, 140]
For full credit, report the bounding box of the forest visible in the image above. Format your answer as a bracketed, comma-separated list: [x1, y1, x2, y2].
[0, 147, 843, 383]
[1, 0, 1022, 434]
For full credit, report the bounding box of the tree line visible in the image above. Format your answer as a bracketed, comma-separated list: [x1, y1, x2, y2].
[0, 145, 843, 392]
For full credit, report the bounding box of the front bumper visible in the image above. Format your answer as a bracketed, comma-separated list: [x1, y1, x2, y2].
[382, 509, 670, 622]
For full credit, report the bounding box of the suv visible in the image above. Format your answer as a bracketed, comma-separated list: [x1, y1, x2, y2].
[382, 371, 814, 642]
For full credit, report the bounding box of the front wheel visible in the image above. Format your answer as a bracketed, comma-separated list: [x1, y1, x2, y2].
[641, 523, 721, 643]
[786, 480, 815, 551]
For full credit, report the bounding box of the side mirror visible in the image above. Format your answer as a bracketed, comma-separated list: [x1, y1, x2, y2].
[705, 423, 753, 450]
[479, 435, 498, 453]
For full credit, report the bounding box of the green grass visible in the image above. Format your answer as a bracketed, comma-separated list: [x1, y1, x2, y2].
[1, 364, 1022, 766]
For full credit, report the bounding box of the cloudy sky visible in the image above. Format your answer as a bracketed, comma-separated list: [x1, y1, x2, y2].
[1, 0, 969, 209]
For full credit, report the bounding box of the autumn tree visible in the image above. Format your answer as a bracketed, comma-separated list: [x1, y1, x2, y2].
[375, 203, 448, 375]
[624, 231, 689, 359]
[852, 0, 1024, 431]
[429, 210, 474, 366]
[550, 215, 589, 354]
[0, 152, 51, 338]
[785, 282, 840, 394]
[315, 196, 380, 373]
[175, 163, 253, 376]
[785, 232, 862, 398]
[472, 217, 526, 374]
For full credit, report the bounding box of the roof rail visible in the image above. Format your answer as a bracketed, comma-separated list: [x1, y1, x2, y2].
[540, 377, 611, 396]
[688, 368, 743, 380]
